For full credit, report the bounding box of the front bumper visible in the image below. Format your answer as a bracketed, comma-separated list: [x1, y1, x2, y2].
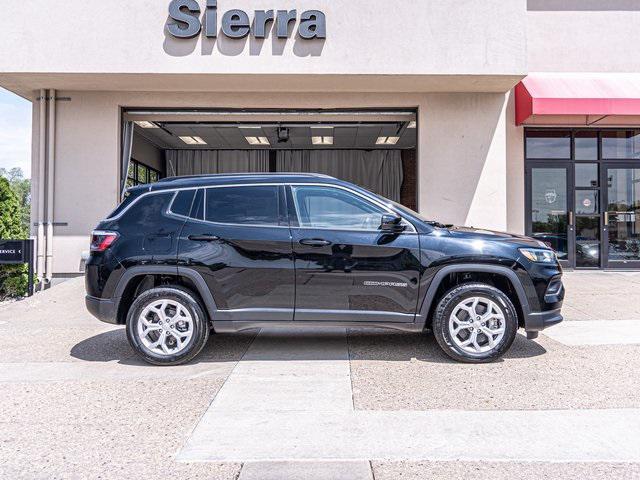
[85, 295, 119, 324]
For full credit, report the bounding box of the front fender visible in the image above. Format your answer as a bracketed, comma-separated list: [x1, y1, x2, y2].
[415, 263, 536, 330]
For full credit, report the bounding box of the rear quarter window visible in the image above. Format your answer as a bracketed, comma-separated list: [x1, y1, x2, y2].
[118, 192, 175, 226]
[106, 190, 141, 219]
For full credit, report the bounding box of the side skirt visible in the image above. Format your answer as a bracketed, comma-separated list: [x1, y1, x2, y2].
[213, 320, 425, 334]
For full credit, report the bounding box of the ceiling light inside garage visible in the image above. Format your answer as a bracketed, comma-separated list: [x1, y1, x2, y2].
[376, 136, 400, 145]
[312, 136, 334, 145]
[135, 121, 159, 129]
[245, 136, 270, 145]
[407, 121, 417, 129]
[179, 136, 207, 145]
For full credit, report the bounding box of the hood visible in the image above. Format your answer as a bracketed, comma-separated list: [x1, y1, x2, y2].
[445, 225, 546, 248]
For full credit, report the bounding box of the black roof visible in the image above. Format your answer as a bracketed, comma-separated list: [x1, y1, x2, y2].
[147, 172, 341, 191]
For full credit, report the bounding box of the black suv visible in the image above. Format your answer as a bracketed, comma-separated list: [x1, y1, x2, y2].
[85, 174, 563, 365]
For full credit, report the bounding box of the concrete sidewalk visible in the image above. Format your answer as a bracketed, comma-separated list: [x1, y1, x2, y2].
[562, 270, 640, 320]
[179, 328, 640, 464]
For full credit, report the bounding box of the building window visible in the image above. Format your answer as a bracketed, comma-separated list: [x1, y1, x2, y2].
[126, 159, 161, 188]
[525, 130, 571, 159]
[602, 130, 640, 160]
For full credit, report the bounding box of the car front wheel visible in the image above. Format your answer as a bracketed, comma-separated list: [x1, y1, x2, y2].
[432, 283, 518, 363]
[126, 286, 209, 366]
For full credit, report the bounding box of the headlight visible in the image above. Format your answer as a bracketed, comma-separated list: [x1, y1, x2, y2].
[519, 248, 557, 264]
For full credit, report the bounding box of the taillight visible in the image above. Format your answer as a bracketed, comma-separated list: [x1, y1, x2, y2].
[90, 230, 119, 252]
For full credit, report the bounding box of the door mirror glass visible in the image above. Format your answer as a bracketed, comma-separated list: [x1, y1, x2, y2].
[380, 214, 405, 232]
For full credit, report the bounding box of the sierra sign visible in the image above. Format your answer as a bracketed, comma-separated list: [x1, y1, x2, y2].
[167, 0, 326, 39]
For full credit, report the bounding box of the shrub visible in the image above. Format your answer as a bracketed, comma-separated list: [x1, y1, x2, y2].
[0, 176, 28, 299]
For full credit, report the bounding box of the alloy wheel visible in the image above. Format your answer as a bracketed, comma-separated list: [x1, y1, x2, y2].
[136, 299, 194, 356]
[448, 296, 506, 354]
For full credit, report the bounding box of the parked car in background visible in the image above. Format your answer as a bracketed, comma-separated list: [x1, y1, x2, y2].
[85, 174, 564, 365]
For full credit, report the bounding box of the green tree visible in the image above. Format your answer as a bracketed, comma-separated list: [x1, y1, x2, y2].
[0, 176, 29, 299]
[0, 167, 30, 230]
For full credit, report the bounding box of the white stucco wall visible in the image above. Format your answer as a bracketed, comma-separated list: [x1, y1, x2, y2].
[527, 1, 640, 72]
[0, 0, 526, 78]
[419, 93, 509, 230]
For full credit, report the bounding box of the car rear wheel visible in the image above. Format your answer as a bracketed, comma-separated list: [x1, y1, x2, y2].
[432, 283, 518, 363]
[126, 286, 209, 366]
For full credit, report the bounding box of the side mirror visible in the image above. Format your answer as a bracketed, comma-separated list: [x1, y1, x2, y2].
[380, 213, 405, 232]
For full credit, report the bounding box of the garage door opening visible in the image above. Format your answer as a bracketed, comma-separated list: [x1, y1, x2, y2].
[123, 109, 418, 209]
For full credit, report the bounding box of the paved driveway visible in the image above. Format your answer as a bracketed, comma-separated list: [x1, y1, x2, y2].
[1, 273, 640, 479]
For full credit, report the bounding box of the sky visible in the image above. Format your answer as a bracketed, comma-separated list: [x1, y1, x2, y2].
[0, 87, 32, 177]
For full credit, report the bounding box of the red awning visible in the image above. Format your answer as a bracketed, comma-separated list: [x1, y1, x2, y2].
[515, 74, 640, 125]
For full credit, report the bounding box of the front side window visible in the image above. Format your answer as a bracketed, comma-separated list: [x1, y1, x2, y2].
[204, 186, 280, 226]
[291, 185, 386, 230]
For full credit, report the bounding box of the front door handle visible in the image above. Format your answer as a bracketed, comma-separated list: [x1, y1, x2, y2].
[299, 238, 332, 247]
[188, 234, 220, 242]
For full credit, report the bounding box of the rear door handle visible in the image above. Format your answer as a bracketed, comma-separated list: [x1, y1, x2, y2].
[188, 234, 220, 242]
[299, 238, 332, 247]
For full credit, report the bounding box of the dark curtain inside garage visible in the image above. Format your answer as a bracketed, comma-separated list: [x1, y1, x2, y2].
[165, 150, 270, 176]
[276, 150, 403, 202]
[165, 148, 404, 203]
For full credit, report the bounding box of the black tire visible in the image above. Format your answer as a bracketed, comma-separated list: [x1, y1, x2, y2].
[126, 286, 210, 366]
[432, 283, 518, 363]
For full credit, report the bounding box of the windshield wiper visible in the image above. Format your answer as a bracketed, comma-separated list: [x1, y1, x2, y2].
[425, 220, 450, 228]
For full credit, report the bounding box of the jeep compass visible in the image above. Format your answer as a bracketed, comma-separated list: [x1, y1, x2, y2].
[85, 173, 564, 365]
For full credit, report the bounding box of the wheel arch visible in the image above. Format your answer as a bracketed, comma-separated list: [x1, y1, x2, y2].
[113, 266, 218, 325]
[417, 264, 531, 330]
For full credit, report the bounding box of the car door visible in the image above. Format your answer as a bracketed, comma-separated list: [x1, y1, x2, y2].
[287, 184, 422, 323]
[177, 184, 295, 321]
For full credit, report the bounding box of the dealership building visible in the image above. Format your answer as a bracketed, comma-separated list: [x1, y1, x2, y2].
[1, 0, 640, 279]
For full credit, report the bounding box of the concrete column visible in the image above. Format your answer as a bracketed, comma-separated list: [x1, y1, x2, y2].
[419, 93, 509, 231]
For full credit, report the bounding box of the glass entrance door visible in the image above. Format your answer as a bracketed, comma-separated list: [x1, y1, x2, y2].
[574, 163, 601, 268]
[603, 165, 640, 268]
[526, 163, 573, 267]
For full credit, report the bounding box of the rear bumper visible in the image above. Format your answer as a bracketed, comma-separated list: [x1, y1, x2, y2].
[85, 295, 119, 324]
[525, 308, 563, 332]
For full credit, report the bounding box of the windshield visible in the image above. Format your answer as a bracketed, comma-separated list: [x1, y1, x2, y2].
[387, 200, 432, 222]
[368, 192, 442, 225]
[363, 191, 450, 227]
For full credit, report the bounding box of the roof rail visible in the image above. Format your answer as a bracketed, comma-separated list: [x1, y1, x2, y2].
[157, 172, 336, 182]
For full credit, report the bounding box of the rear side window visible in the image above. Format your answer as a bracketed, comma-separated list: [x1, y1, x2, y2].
[169, 190, 195, 217]
[204, 186, 280, 226]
